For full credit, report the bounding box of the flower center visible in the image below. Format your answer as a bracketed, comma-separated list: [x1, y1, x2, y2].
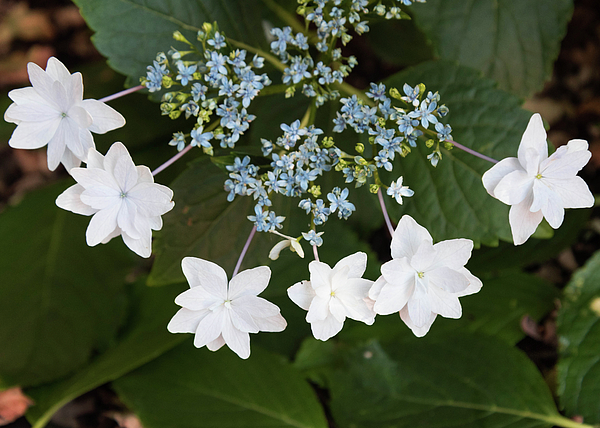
[535, 173, 543, 179]
[61, 112, 67, 118]
[330, 290, 336, 297]
[417, 271, 425, 278]
[120, 191, 127, 199]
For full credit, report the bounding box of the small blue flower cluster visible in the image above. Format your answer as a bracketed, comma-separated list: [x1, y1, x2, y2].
[333, 82, 451, 174]
[298, 185, 356, 226]
[143, 27, 270, 155]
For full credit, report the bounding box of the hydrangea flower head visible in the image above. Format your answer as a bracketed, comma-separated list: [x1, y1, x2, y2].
[168, 257, 287, 359]
[369, 215, 482, 337]
[55, 142, 174, 258]
[288, 252, 375, 341]
[482, 113, 594, 245]
[4, 57, 125, 171]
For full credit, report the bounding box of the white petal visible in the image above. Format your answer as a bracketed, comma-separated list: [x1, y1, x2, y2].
[308, 261, 333, 290]
[481, 157, 522, 197]
[427, 286, 462, 319]
[517, 113, 548, 166]
[544, 176, 594, 209]
[100, 226, 122, 244]
[167, 308, 209, 333]
[380, 258, 415, 288]
[229, 304, 260, 334]
[509, 193, 544, 245]
[206, 335, 226, 351]
[400, 306, 436, 337]
[104, 142, 133, 177]
[408, 240, 436, 273]
[56, 184, 97, 215]
[372, 279, 414, 315]
[493, 169, 532, 205]
[181, 257, 228, 298]
[136, 165, 154, 183]
[269, 240, 290, 260]
[306, 296, 330, 322]
[368, 276, 386, 301]
[229, 266, 271, 299]
[290, 240, 305, 258]
[7, 87, 47, 106]
[328, 296, 347, 323]
[236, 295, 281, 319]
[80, 185, 121, 210]
[27, 61, 59, 108]
[86, 203, 120, 246]
[333, 251, 367, 279]
[566, 138, 588, 153]
[80, 99, 126, 134]
[193, 308, 225, 349]
[407, 283, 432, 328]
[5, 102, 59, 122]
[430, 239, 473, 271]
[310, 313, 344, 341]
[287, 280, 315, 311]
[8, 118, 61, 150]
[117, 199, 141, 239]
[45, 57, 72, 84]
[221, 315, 251, 359]
[61, 148, 82, 171]
[67, 105, 92, 129]
[127, 182, 174, 217]
[86, 147, 105, 168]
[253, 313, 287, 332]
[113, 155, 139, 193]
[531, 180, 564, 228]
[175, 286, 221, 311]
[46, 120, 69, 171]
[427, 266, 469, 293]
[456, 267, 483, 297]
[542, 149, 591, 179]
[391, 215, 432, 259]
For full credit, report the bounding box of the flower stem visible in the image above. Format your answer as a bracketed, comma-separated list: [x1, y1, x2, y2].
[233, 225, 257, 277]
[333, 82, 374, 106]
[151, 144, 194, 176]
[377, 188, 395, 236]
[98, 85, 144, 103]
[312, 244, 320, 262]
[448, 139, 499, 164]
[228, 38, 286, 72]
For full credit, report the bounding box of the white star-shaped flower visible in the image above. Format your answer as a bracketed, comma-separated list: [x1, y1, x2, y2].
[369, 215, 482, 337]
[55, 142, 174, 258]
[288, 252, 375, 341]
[4, 57, 125, 171]
[167, 257, 287, 359]
[482, 113, 593, 245]
[387, 176, 414, 204]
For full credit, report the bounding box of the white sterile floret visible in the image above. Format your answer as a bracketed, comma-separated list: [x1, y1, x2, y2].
[482, 113, 593, 245]
[168, 257, 287, 359]
[4, 57, 125, 171]
[55, 142, 174, 258]
[268, 231, 305, 260]
[288, 252, 375, 341]
[369, 215, 482, 337]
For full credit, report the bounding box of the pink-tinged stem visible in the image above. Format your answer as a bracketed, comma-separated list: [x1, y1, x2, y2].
[313, 244, 320, 262]
[98, 85, 145, 103]
[152, 144, 194, 176]
[233, 225, 257, 277]
[377, 189, 395, 236]
[449, 140, 498, 164]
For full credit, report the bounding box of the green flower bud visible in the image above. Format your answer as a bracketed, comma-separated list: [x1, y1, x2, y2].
[355, 143, 365, 154]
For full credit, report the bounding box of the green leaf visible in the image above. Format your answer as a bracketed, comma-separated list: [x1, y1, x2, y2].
[25, 280, 187, 428]
[73, 0, 270, 82]
[339, 270, 558, 346]
[384, 60, 532, 246]
[327, 334, 577, 428]
[558, 250, 600, 424]
[0, 182, 134, 387]
[411, 0, 573, 97]
[147, 158, 272, 286]
[113, 343, 328, 428]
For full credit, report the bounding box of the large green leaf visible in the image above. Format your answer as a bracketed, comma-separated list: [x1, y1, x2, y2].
[339, 270, 558, 346]
[558, 250, 600, 424]
[25, 280, 187, 428]
[113, 343, 328, 428]
[326, 335, 576, 428]
[73, 0, 270, 82]
[0, 182, 134, 387]
[411, 0, 573, 97]
[384, 60, 532, 246]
